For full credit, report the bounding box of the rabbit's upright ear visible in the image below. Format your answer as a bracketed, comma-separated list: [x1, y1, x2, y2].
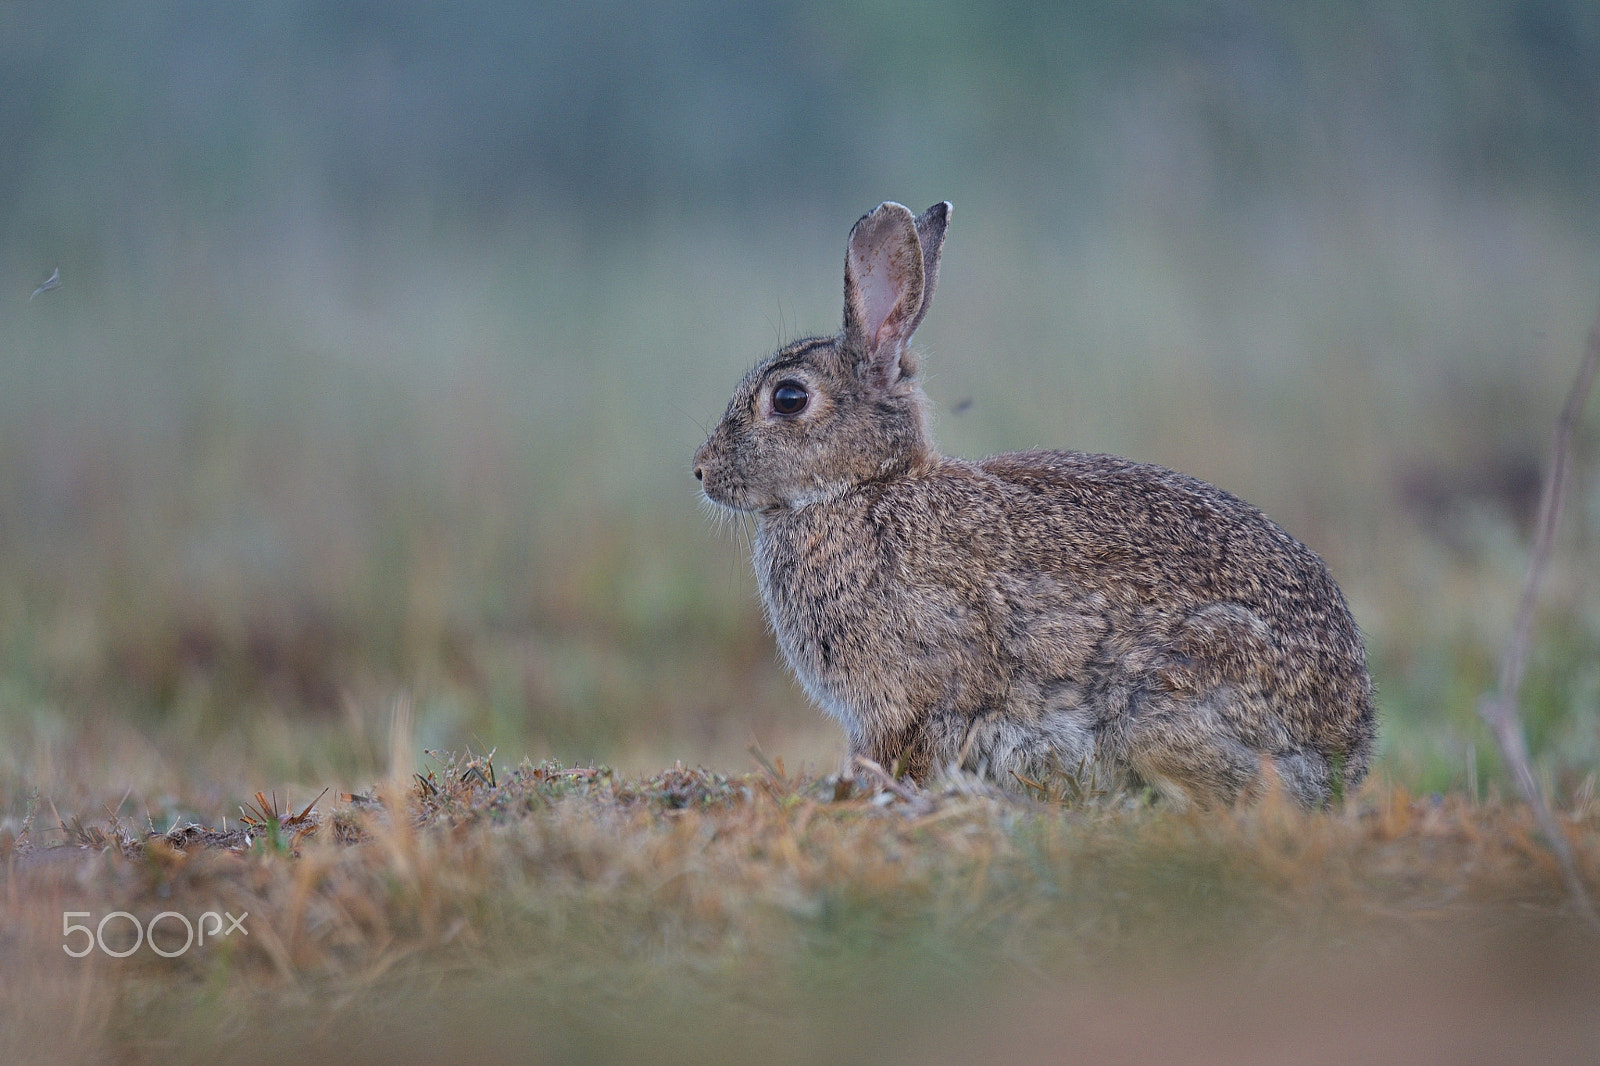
[906, 202, 951, 339]
[843, 202, 925, 388]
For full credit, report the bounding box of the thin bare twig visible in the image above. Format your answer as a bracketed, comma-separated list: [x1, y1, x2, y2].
[1478, 298, 1600, 924]
[853, 756, 935, 815]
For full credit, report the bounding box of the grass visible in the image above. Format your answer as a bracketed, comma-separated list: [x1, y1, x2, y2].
[3, 749, 1598, 1063]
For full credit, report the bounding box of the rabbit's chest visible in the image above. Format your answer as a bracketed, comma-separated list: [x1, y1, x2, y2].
[755, 522, 897, 667]
[753, 513, 990, 724]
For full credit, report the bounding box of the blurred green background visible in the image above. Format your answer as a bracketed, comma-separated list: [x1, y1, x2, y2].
[2, 1, 1597, 810]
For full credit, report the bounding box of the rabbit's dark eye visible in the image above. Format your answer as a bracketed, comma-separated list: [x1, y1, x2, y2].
[771, 381, 809, 416]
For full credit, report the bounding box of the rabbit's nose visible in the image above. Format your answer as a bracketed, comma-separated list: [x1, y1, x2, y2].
[693, 465, 704, 481]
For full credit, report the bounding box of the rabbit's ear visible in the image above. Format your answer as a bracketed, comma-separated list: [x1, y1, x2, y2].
[843, 202, 925, 388]
[906, 202, 950, 338]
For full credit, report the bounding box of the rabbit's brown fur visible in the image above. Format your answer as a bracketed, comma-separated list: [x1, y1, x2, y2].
[695, 202, 1374, 808]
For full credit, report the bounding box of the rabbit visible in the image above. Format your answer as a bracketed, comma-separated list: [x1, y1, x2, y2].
[693, 201, 1375, 808]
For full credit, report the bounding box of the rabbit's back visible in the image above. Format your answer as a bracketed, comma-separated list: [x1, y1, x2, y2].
[977, 451, 1374, 778]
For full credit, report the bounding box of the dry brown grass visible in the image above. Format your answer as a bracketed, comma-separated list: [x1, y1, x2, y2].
[3, 751, 1597, 1064]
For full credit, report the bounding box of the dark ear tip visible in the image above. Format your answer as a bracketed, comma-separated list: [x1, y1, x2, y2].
[914, 203, 951, 241]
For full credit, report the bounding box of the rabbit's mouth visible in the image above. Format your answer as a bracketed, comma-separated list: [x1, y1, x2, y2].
[694, 463, 761, 513]
[699, 482, 748, 512]
[695, 436, 762, 512]
[697, 459, 850, 514]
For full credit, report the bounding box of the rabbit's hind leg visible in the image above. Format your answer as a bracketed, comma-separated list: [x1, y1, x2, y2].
[1113, 696, 1337, 809]
[1269, 749, 1334, 808]
[1108, 689, 1265, 810]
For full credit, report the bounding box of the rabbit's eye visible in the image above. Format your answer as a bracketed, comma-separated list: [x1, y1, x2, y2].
[771, 381, 809, 416]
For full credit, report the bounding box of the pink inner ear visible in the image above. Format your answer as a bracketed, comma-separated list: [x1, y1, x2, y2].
[873, 319, 899, 354]
[853, 239, 919, 356]
[846, 204, 927, 371]
[851, 240, 902, 348]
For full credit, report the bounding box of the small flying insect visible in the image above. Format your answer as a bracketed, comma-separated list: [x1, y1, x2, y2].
[30, 268, 61, 301]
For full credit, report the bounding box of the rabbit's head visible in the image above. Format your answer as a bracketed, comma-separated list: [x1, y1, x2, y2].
[694, 201, 951, 512]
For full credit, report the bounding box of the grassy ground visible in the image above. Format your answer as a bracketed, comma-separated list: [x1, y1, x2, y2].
[3, 750, 1598, 1064]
